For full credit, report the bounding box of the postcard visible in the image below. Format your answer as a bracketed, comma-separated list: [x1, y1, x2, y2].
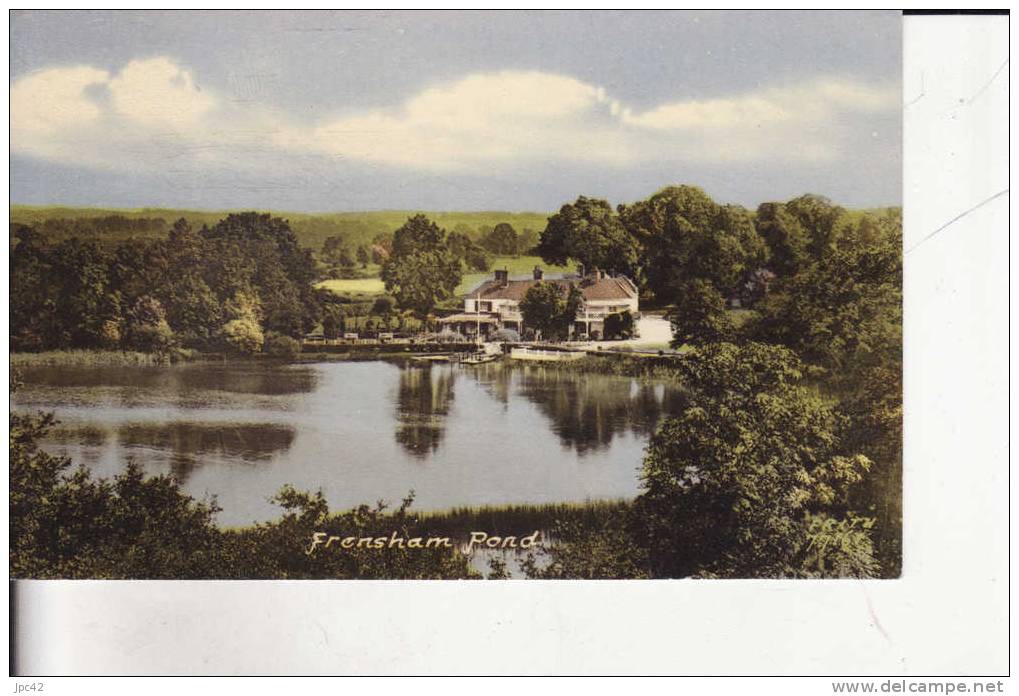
[10, 10, 903, 582]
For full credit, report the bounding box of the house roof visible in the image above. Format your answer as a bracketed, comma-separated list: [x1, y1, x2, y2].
[471, 275, 638, 302]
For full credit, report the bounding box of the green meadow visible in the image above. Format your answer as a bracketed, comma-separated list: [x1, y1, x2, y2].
[10, 205, 551, 252]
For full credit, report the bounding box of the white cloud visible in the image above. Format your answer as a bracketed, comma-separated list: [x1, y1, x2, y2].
[10, 61, 899, 175]
[10, 66, 110, 135]
[278, 71, 630, 170]
[107, 57, 216, 127]
[621, 78, 899, 131]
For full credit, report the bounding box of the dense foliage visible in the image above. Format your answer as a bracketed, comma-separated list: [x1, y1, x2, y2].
[519, 281, 583, 340]
[380, 215, 463, 319]
[11, 213, 318, 354]
[537, 196, 640, 279]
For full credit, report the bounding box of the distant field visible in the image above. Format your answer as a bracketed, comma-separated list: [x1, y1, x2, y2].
[315, 278, 387, 296]
[10, 205, 552, 251]
[317, 256, 572, 299]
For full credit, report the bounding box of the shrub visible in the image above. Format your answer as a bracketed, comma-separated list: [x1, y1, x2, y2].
[264, 332, 301, 359]
[220, 318, 264, 355]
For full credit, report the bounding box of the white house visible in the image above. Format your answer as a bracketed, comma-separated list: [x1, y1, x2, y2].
[440, 266, 639, 339]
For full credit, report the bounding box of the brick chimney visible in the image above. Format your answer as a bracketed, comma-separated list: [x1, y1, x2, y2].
[533, 266, 543, 280]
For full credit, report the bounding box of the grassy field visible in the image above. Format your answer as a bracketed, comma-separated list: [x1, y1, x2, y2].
[315, 277, 387, 296]
[11, 205, 551, 252]
[316, 255, 573, 299]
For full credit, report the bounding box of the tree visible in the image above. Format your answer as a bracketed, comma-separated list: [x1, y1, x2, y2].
[747, 211, 902, 373]
[338, 246, 356, 269]
[371, 296, 394, 316]
[516, 228, 540, 255]
[447, 231, 491, 272]
[519, 281, 579, 341]
[838, 363, 902, 577]
[322, 308, 345, 339]
[785, 194, 847, 260]
[124, 296, 176, 354]
[538, 197, 640, 278]
[320, 235, 349, 265]
[219, 291, 264, 355]
[264, 331, 302, 359]
[617, 186, 768, 302]
[482, 222, 518, 255]
[356, 245, 370, 268]
[636, 342, 877, 578]
[755, 202, 811, 276]
[380, 215, 462, 319]
[669, 279, 734, 347]
[603, 310, 635, 340]
[197, 213, 317, 338]
[47, 238, 116, 348]
[221, 318, 264, 355]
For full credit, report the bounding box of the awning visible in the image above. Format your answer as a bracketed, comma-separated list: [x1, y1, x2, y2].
[438, 313, 501, 323]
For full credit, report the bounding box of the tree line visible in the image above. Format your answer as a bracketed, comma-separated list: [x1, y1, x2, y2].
[11, 213, 320, 357]
[318, 220, 539, 279]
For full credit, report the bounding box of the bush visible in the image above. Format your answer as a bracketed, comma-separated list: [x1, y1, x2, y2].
[264, 332, 301, 359]
[220, 318, 264, 355]
[371, 297, 394, 315]
[603, 311, 635, 340]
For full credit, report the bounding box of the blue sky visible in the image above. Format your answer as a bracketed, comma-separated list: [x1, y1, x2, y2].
[10, 10, 902, 212]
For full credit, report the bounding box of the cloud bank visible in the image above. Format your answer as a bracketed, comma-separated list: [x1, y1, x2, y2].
[11, 57, 899, 176]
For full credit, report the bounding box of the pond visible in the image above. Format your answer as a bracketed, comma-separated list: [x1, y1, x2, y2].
[12, 360, 686, 527]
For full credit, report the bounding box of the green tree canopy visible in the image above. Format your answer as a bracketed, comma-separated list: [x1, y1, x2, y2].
[482, 222, 519, 255]
[538, 196, 640, 278]
[636, 342, 877, 578]
[519, 281, 581, 340]
[380, 215, 462, 319]
[617, 185, 768, 301]
[747, 211, 902, 373]
[669, 279, 734, 347]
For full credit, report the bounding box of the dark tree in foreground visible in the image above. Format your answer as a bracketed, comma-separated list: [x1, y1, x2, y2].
[636, 343, 878, 578]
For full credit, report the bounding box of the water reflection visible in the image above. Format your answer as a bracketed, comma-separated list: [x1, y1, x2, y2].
[466, 364, 685, 454]
[43, 421, 296, 483]
[15, 359, 687, 525]
[15, 362, 318, 408]
[119, 422, 296, 480]
[393, 365, 456, 457]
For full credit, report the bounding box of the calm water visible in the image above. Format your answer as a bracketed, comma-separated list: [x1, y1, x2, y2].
[13, 360, 685, 526]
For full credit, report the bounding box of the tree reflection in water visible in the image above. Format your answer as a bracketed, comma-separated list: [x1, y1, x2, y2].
[462, 363, 686, 455]
[124, 422, 296, 482]
[393, 364, 456, 458]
